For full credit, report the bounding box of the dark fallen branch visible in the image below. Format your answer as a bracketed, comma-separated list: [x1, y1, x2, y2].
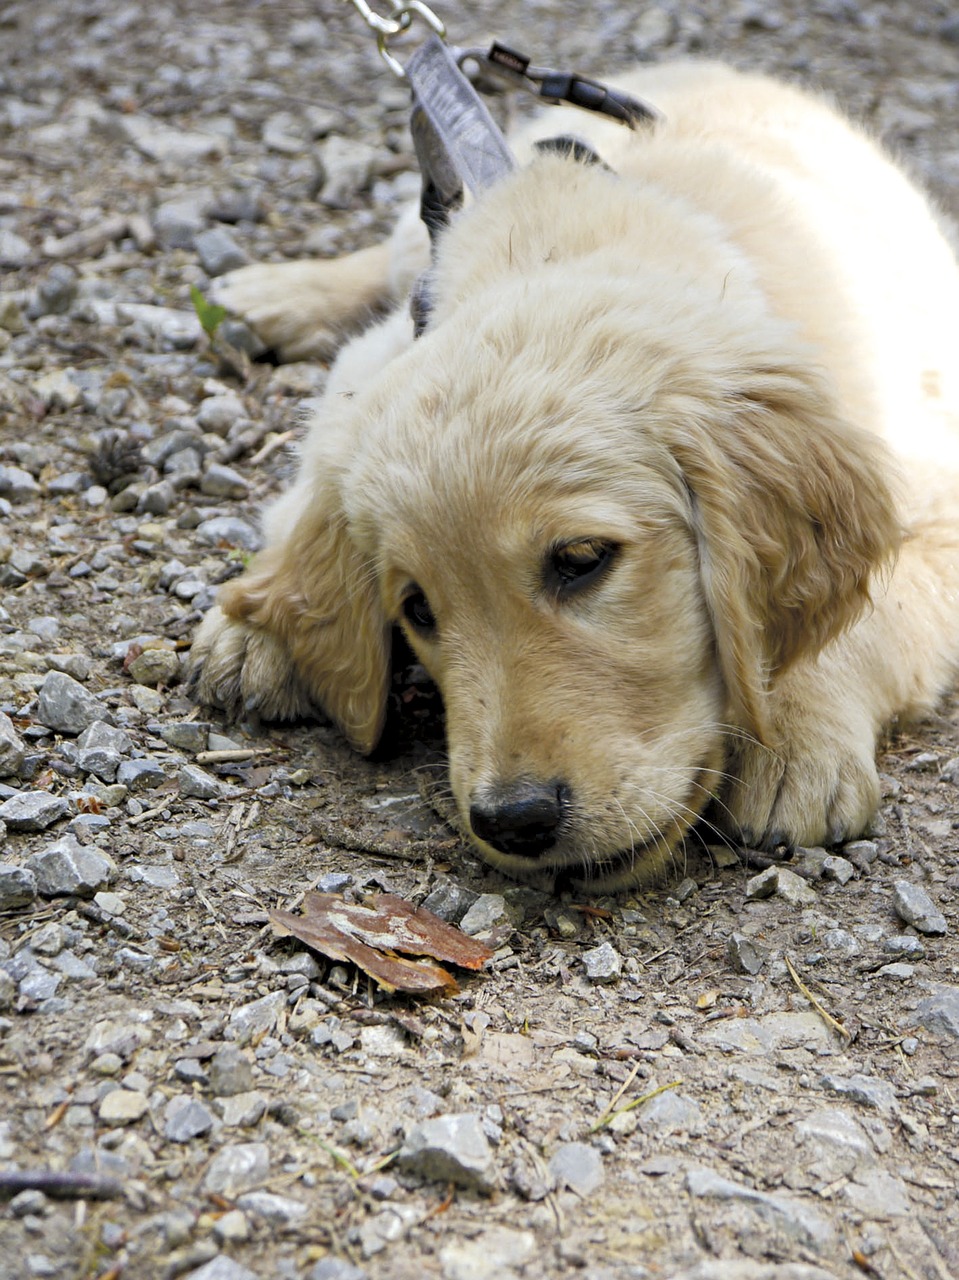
[0, 1170, 123, 1200]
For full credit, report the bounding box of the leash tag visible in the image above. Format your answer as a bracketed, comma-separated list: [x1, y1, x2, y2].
[405, 35, 515, 196]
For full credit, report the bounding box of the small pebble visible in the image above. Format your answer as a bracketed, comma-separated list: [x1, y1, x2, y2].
[892, 881, 948, 935]
[581, 941, 622, 983]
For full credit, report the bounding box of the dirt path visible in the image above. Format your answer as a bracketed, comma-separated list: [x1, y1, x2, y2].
[1, 3, 958, 1278]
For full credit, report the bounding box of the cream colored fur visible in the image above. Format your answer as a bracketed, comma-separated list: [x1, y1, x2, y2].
[191, 61, 959, 892]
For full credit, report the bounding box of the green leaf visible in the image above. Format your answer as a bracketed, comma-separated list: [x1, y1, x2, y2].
[190, 284, 227, 339]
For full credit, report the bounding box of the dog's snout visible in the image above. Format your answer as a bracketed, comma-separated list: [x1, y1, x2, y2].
[469, 781, 568, 857]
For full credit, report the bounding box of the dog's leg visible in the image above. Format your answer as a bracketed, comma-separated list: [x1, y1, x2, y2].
[189, 308, 415, 745]
[725, 505, 959, 848]
[213, 203, 428, 362]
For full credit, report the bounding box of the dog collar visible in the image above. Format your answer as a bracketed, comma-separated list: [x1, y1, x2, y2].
[405, 35, 660, 336]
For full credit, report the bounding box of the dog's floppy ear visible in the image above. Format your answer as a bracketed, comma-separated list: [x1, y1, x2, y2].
[217, 485, 390, 754]
[664, 362, 901, 742]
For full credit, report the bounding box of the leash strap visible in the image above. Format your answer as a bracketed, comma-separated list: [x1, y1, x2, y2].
[406, 36, 516, 200]
[462, 41, 661, 129]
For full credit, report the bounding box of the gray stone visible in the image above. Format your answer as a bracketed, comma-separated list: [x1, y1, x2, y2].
[892, 881, 948, 935]
[35, 264, 78, 315]
[208, 1046, 255, 1097]
[164, 1094, 216, 1142]
[119, 115, 226, 165]
[822, 855, 855, 884]
[795, 1107, 876, 1182]
[669, 1263, 836, 1280]
[821, 927, 859, 957]
[51, 949, 97, 980]
[200, 463, 249, 499]
[915, 986, 959, 1040]
[419, 880, 476, 921]
[136, 480, 175, 517]
[0, 792, 69, 832]
[37, 670, 110, 734]
[219, 318, 267, 358]
[439, 1227, 537, 1280]
[217, 1091, 267, 1128]
[181, 1257, 259, 1280]
[84, 1017, 153, 1061]
[235, 1190, 307, 1225]
[581, 941, 622, 983]
[99, 1089, 149, 1125]
[46, 652, 93, 682]
[196, 516, 262, 552]
[151, 194, 209, 249]
[8, 1189, 47, 1218]
[316, 135, 380, 208]
[819, 1071, 897, 1114]
[843, 839, 878, 868]
[398, 1113, 495, 1192]
[202, 1142, 270, 1195]
[795, 846, 828, 878]
[32, 922, 65, 956]
[278, 951, 322, 981]
[0, 296, 26, 333]
[315, 872, 353, 894]
[0, 229, 31, 267]
[745, 866, 779, 899]
[636, 1091, 704, 1136]
[775, 867, 818, 906]
[19, 969, 61, 1001]
[355, 1205, 423, 1258]
[228, 990, 287, 1045]
[884, 934, 925, 959]
[459, 893, 510, 936]
[196, 392, 247, 435]
[116, 758, 166, 790]
[76, 720, 132, 782]
[0, 464, 40, 503]
[28, 835, 116, 897]
[116, 947, 156, 973]
[28, 617, 60, 644]
[0, 969, 18, 1011]
[843, 1169, 911, 1218]
[0, 711, 26, 776]
[33, 369, 83, 412]
[0, 863, 38, 909]
[548, 1141, 604, 1194]
[178, 763, 224, 799]
[727, 931, 764, 974]
[685, 1168, 835, 1252]
[195, 228, 248, 276]
[308, 1261, 368, 1280]
[211, 1210, 250, 1244]
[164, 447, 202, 483]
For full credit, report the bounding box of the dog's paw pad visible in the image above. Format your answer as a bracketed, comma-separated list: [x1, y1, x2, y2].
[188, 606, 314, 723]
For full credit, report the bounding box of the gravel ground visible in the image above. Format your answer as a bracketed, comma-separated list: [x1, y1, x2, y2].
[2, 2, 959, 1279]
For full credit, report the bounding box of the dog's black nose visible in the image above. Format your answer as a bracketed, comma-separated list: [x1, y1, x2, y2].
[469, 782, 567, 857]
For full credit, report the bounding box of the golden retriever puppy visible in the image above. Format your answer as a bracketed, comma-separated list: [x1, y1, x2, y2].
[190, 61, 959, 892]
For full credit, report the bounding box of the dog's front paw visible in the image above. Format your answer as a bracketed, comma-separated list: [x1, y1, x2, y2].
[212, 264, 341, 362]
[723, 697, 880, 850]
[188, 605, 316, 722]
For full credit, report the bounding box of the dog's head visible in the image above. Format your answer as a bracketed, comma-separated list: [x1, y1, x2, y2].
[226, 161, 900, 890]
[263, 262, 898, 890]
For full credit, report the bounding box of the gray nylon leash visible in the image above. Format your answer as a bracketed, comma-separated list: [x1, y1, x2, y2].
[405, 36, 516, 198]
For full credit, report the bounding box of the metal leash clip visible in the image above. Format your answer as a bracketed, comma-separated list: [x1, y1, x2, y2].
[346, 0, 447, 76]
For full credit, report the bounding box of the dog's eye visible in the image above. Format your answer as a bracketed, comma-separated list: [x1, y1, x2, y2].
[400, 586, 436, 635]
[548, 538, 618, 594]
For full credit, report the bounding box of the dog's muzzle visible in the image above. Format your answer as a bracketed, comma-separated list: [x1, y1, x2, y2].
[469, 780, 568, 857]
